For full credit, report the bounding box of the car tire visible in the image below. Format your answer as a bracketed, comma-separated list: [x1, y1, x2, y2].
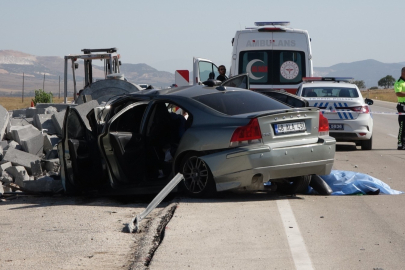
[361, 136, 372, 150]
[309, 175, 332, 195]
[276, 175, 311, 194]
[179, 153, 216, 198]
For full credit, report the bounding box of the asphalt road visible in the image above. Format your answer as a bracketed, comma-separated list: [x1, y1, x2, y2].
[2, 100, 405, 270]
[150, 100, 405, 270]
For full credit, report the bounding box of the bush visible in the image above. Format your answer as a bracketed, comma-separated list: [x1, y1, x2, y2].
[32, 89, 53, 105]
[369, 86, 379, 90]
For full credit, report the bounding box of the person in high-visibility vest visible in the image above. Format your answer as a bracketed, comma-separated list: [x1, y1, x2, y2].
[394, 67, 405, 149]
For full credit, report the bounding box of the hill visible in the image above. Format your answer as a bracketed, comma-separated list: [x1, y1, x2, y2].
[314, 59, 403, 88]
[1, 50, 404, 96]
[0, 50, 174, 96]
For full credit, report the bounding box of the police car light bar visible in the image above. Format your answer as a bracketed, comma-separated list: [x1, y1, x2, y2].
[302, 77, 354, 82]
[254, 21, 290, 26]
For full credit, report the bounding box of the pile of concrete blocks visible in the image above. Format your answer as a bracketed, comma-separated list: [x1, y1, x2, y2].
[0, 103, 77, 196]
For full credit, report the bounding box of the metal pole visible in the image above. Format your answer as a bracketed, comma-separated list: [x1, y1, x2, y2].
[59, 76, 61, 99]
[43, 73, 45, 91]
[64, 57, 68, 104]
[22, 72, 24, 103]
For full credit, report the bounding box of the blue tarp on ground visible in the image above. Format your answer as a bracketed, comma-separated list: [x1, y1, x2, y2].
[316, 170, 403, 195]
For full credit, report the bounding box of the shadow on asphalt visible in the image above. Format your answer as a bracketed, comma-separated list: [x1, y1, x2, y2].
[336, 143, 402, 152]
[2, 189, 304, 210]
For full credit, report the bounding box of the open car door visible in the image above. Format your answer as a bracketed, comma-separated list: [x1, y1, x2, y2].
[59, 102, 106, 194]
[221, 73, 250, 89]
[193, 57, 220, 85]
[99, 101, 150, 188]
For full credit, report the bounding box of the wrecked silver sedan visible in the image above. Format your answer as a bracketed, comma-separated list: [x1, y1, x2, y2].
[58, 77, 336, 197]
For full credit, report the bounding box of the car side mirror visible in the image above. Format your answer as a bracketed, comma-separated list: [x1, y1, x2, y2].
[365, 98, 373, 105]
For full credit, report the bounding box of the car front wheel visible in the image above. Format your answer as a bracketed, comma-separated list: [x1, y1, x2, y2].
[179, 153, 216, 197]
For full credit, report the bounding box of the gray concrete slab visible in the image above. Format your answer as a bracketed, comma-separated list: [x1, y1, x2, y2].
[36, 103, 74, 112]
[45, 106, 58, 114]
[51, 110, 66, 137]
[0, 140, 8, 149]
[9, 117, 33, 127]
[4, 140, 22, 151]
[0, 162, 12, 173]
[11, 109, 26, 118]
[3, 147, 41, 175]
[0, 171, 13, 184]
[43, 135, 60, 154]
[34, 114, 57, 135]
[11, 125, 43, 155]
[5, 165, 30, 186]
[0, 105, 10, 141]
[25, 107, 37, 118]
[22, 176, 63, 193]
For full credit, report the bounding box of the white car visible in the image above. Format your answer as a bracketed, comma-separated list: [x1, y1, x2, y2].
[296, 77, 373, 150]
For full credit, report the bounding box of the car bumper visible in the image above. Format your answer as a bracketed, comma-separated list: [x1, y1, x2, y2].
[200, 137, 336, 192]
[328, 114, 373, 141]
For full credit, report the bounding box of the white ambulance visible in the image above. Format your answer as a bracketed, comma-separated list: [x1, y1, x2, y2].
[190, 22, 313, 95]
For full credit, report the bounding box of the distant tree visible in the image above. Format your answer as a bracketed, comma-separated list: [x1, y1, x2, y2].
[32, 89, 53, 105]
[353, 80, 366, 89]
[369, 86, 379, 90]
[378, 75, 396, 89]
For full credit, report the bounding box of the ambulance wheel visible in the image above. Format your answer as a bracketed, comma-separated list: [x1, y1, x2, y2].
[361, 136, 372, 150]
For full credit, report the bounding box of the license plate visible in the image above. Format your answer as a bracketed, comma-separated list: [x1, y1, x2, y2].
[274, 121, 306, 134]
[329, 124, 344, 130]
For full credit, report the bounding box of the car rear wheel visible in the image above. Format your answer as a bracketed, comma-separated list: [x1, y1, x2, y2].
[179, 153, 216, 197]
[361, 136, 372, 150]
[276, 175, 311, 194]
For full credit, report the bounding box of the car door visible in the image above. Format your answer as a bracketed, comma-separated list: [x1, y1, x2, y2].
[193, 57, 220, 85]
[99, 101, 150, 186]
[221, 73, 250, 89]
[60, 104, 106, 193]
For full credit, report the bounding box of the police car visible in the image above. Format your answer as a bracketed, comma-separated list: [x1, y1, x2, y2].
[296, 77, 374, 150]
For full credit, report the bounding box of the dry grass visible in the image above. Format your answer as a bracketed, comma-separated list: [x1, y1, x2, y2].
[0, 97, 72, 111]
[361, 88, 397, 103]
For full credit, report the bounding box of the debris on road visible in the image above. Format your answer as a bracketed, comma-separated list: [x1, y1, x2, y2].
[127, 173, 184, 233]
[0, 103, 65, 196]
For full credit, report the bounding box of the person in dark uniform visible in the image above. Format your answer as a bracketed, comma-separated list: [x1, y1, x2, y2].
[216, 65, 228, 82]
[394, 67, 405, 149]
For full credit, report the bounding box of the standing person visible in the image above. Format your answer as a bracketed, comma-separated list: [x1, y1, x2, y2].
[395, 67, 405, 150]
[216, 65, 228, 82]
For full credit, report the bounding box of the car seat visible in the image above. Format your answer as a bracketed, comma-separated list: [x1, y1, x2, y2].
[339, 89, 351, 97]
[209, 72, 215, 80]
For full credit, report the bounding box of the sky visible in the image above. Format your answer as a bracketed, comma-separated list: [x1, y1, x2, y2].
[1, 0, 404, 73]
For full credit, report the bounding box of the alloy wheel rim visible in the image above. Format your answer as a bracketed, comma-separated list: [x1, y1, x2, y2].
[183, 156, 209, 193]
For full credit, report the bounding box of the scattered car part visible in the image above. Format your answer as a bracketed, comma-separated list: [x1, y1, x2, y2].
[128, 173, 184, 233]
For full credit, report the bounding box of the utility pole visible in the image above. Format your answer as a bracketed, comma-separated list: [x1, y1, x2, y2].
[43, 73, 45, 91]
[59, 75, 61, 99]
[22, 72, 24, 102]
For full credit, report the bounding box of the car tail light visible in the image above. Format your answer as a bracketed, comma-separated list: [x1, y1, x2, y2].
[319, 112, 329, 136]
[230, 118, 262, 147]
[350, 106, 369, 113]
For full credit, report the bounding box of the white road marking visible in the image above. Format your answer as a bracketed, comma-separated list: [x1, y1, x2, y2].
[277, 200, 314, 270]
[388, 134, 397, 138]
